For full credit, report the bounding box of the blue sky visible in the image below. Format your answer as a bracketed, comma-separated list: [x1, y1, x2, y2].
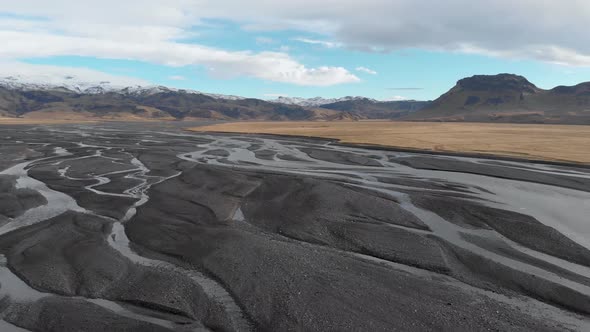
[2, 1, 590, 100]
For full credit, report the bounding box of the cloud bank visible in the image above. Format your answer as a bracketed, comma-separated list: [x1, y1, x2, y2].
[0, 2, 362, 86]
[1, 0, 588, 89]
[0, 61, 150, 87]
[195, 0, 590, 66]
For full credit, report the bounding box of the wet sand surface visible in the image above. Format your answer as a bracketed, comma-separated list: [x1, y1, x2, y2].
[0, 122, 589, 331]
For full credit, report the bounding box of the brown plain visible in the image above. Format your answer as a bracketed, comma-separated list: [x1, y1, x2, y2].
[191, 121, 590, 164]
[0, 108, 175, 125]
[0, 117, 96, 125]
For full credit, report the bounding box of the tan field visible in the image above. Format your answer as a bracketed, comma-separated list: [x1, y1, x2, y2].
[191, 121, 590, 164]
[0, 117, 96, 125]
[0, 109, 176, 125]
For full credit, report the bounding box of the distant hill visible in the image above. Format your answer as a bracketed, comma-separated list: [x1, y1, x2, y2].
[321, 98, 430, 119]
[1, 74, 590, 124]
[0, 81, 428, 121]
[270, 96, 376, 107]
[402, 74, 590, 124]
[0, 86, 317, 121]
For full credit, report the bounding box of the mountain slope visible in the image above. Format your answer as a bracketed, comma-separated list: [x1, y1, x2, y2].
[0, 78, 427, 121]
[271, 96, 377, 107]
[321, 99, 430, 119]
[403, 74, 590, 124]
[0, 75, 246, 100]
[2, 74, 590, 124]
[0, 86, 313, 121]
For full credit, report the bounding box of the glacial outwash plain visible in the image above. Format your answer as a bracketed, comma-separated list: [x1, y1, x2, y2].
[0, 121, 589, 331]
[191, 121, 590, 164]
[2, 0, 590, 329]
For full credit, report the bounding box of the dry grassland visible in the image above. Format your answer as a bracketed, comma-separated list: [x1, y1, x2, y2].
[190, 121, 590, 164]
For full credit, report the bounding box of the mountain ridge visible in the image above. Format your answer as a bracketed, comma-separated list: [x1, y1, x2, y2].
[0, 75, 408, 107]
[270, 96, 378, 107]
[0, 76, 247, 100]
[403, 74, 590, 124]
[1, 73, 589, 124]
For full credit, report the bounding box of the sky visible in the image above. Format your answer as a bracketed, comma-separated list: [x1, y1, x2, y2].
[1, 1, 590, 101]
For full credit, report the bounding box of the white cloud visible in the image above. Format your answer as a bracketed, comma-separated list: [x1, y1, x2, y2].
[355, 66, 377, 75]
[168, 75, 186, 80]
[293, 37, 342, 49]
[140, 0, 590, 66]
[386, 96, 409, 101]
[227, 1, 590, 66]
[1, 0, 589, 75]
[0, 61, 150, 86]
[456, 44, 590, 67]
[0, 2, 360, 87]
[0, 30, 359, 86]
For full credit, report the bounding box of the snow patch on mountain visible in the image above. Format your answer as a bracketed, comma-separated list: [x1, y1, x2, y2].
[0, 72, 381, 104]
[0, 75, 246, 100]
[270, 96, 378, 107]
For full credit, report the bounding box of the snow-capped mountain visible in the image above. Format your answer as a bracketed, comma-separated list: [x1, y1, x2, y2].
[0, 75, 384, 105]
[270, 96, 378, 107]
[0, 74, 432, 121]
[0, 75, 246, 101]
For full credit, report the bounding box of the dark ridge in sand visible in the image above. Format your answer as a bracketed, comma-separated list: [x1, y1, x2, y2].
[0, 177, 47, 223]
[393, 155, 590, 193]
[0, 122, 589, 331]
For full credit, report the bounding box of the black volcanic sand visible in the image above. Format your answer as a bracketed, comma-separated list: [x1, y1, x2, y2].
[0, 176, 47, 224]
[27, 165, 137, 220]
[411, 194, 590, 267]
[3, 297, 172, 332]
[300, 147, 383, 166]
[0, 212, 217, 320]
[0, 122, 589, 331]
[392, 155, 590, 192]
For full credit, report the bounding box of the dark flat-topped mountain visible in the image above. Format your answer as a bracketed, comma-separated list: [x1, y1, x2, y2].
[402, 74, 590, 124]
[454, 74, 540, 93]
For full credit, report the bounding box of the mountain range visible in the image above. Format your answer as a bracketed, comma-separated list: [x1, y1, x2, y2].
[1, 74, 589, 124]
[406, 74, 590, 124]
[270, 96, 378, 107]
